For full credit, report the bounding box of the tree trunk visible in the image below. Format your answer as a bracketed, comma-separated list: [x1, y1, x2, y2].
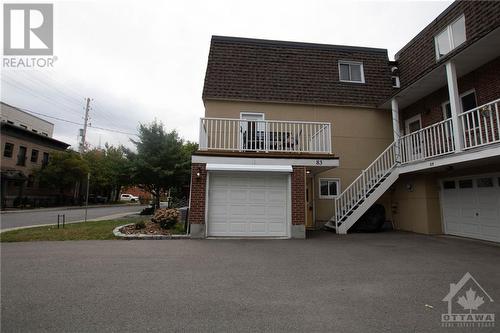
[155, 193, 160, 209]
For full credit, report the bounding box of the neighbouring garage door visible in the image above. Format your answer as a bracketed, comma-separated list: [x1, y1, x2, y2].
[441, 175, 500, 243]
[207, 172, 289, 237]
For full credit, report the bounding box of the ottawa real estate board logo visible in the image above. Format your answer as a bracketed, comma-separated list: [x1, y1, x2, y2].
[441, 272, 495, 328]
[3, 3, 57, 68]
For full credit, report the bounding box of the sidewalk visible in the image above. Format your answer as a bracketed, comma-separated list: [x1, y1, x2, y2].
[0, 203, 143, 214]
[0, 212, 139, 233]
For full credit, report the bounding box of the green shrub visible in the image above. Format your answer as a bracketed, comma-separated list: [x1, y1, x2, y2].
[151, 208, 180, 229]
[134, 220, 146, 229]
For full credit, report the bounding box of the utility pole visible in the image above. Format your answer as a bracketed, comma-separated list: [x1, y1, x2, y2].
[84, 173, 90, 222]
[79, 97, 91, 153]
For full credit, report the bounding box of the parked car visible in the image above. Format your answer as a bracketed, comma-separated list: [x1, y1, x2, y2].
[120, 194, 139, 202]
[88, 195, 107, 204]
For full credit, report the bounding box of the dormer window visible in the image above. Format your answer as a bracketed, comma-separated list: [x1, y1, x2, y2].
[391, 76, 400, 88]
[338, 61, 365, 83]
[435, 15, 466, 60]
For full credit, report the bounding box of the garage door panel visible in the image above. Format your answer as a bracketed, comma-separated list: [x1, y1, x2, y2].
[249, 223, 267, 233]
[208, 172, 289, 237]
[481, 225, 500, 238]
[461, 223, 481, 234]
[249, 190, 266, 202]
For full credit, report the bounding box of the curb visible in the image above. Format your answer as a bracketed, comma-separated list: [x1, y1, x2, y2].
[0, 212, 138, 233]
[113, 223, 191, 240]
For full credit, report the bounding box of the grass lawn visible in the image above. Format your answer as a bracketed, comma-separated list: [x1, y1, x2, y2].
[1, 219, 130, 242]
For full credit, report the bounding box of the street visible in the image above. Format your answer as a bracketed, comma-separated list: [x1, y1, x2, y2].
[0, 204, 147, 230]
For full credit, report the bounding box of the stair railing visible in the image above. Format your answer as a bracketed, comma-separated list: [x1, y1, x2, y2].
[334, 141, 398, 228]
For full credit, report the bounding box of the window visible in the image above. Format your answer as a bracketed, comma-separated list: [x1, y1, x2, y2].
[32, 129, 38, 133]
[31, 149, 39, 163]
[42, 152, 49, 167]
[19, 124, 28, 129]
[7, 120, 14, 125]
[458, 179, 473, 188]
[27, 175, 35, 188]
[391, 76, 400, 88]
[42, 132, 48, 136]
[442, 90, 477, 119]
[443, 180, 456, 189]
[477, 178, 493, 188]
[17, 146, 27, 166]
[435, 15, 466, 60]
[338, 61, 365, 83]
[319, 178, 340, 198]
[3, 142, 14, 158]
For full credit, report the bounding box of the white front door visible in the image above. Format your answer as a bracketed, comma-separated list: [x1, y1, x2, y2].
[441, 175, 500, 243]
[404, 114, 423, 159]
[240, 113, 265, 150]
[207, 172, 289, 237]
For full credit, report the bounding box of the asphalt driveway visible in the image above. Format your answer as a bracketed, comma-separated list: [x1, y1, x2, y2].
[1, 231, 499, 332]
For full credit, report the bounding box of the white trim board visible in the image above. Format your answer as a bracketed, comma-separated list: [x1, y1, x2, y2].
[206, 164, 292, 172]
[193, 155, 339, 168]
[399, 145, 500, 174]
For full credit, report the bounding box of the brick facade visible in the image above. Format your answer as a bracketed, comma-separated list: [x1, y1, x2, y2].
[396, 1, 500, 90]
[400, 56, 500, 130]
[291, 166, 306, 226]
[188, 163, 207, 225]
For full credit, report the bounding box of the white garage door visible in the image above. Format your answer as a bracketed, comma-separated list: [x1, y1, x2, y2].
[207, 173, 289, 237]
[441, 175, 500, 243]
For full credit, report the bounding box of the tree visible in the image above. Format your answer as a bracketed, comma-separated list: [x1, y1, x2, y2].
[35, 150, 89, 202]
[83, 144, 131, 201]
[128, 120, 195, 208]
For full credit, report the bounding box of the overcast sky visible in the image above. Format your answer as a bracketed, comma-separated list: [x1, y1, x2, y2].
[1, 0, 453, 150]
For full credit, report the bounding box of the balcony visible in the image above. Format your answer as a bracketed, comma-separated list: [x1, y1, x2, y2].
[399, 98, 500, 165]
[199, 118, 332, 154]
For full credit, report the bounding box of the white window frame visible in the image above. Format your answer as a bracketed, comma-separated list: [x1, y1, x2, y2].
[338, 61, 365, 83]
[441, 89, 477, 119]
[318, 178, 340, 199]
[434, 14, 466, 60]
[391, 76, 400, 88]
[404, 114, 422, 135]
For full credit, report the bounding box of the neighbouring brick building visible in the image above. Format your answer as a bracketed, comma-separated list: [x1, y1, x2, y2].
[188, 0, 500, 242]
[1, 102, 71, 209]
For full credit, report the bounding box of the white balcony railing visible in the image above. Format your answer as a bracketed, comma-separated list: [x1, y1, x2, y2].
[459, 98, 500, 150]
[400, 118, 456, 164]
[199, 118, 332, 154]
[399, 98, 500, 164]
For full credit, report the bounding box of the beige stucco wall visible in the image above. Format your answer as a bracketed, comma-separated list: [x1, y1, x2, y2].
[204, 99, 394, 223]
[391, 174, 443, 234]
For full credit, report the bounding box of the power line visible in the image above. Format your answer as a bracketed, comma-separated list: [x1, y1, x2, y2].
[18, 108, 138, 136]
[1, 77, 84, 117]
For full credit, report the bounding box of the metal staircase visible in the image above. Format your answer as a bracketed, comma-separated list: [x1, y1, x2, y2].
[325, 141, 400, 234]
